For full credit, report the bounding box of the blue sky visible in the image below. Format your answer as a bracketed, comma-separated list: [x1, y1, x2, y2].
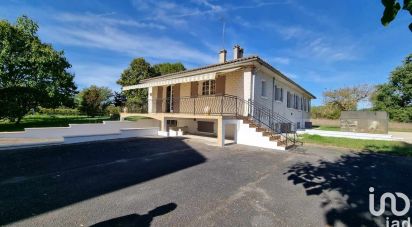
[1, 0, 411, 106]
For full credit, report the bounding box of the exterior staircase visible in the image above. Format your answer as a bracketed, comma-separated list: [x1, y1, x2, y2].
[238, 116, 298, 150]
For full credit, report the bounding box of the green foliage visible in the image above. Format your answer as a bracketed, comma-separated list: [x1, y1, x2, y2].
[117, 58, 185, 109]
[106, 105, 120, 120]
[0, 16, 77, 122]
[311, 105, 341, 119]
[0, 115, 110, 132]
[117, 58, 154, 103]
[372, 54, 412, 122]
[0, 87, 44, 123]
[79, 85, 113, 117]
[38, 107, 80, 116]
[113, 92, 127, 107]
[381, 0, 412, 31]
[152, 62, 185, 75]
[300, 134, 412, 156]
[323, 84, 372, 111]
[311, 84, 372, 120]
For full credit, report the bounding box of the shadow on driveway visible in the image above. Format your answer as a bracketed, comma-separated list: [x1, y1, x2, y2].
[90, 202, 177, 227]
[285, 152, 412, 226]
[0, 137, 206, 225]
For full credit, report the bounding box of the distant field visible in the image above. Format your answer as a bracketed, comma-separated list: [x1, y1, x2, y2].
[0, 115, 111, 132]
[300, 134, 412, 156]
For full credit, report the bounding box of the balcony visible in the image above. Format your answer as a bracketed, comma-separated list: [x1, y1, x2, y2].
[122, 94, 295, 133]
[123, 94, 246, 116]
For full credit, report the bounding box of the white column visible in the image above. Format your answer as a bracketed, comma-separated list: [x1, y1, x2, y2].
[148, 87, 153, 113]
[243, 67, 254, 116]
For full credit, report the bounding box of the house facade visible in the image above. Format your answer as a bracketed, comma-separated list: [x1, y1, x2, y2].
[121, 45, 315, 150]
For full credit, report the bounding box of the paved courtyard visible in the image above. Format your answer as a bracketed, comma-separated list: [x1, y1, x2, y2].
[1, 136, 411, 227]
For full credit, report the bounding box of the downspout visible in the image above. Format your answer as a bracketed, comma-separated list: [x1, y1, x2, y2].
[250, 68, 255, 103]
[272, 78, 275, 112]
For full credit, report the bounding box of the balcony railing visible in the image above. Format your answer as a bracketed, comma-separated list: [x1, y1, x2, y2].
[122, 94, 299, 147]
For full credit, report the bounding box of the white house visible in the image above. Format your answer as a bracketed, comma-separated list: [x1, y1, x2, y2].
[121, 45, 315, 150]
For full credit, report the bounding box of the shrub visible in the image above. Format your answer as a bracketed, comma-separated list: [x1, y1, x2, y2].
[38, 107, 80, 116]
[106, 105, 120, 120]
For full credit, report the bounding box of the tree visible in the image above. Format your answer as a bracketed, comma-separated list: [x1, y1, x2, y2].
[117, 58, 155, 104]
[381, 0, 412, 31]
[117, 59, 185, 108]
[113, 92, 127, 107]
[323, 84, 373, 111]
[0, 16, 77, 123]
[79, 86, 113, 117]
[372, 54, 412, 122]
[152, 62, 185, 76]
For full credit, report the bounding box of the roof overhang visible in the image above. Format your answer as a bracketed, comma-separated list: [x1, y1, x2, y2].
[122, 67, 242, 91]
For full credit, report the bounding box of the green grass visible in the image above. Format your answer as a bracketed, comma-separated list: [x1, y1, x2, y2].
[312, 125, 341, 131]
[300, 134, 412, 156]
[0, 115, 112, 132]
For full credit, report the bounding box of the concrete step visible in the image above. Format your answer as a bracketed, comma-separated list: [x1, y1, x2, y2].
[256, 127, 268, 132]
[269, 135, 281, 141]
[262, 131, 272, 137]
[249, 123, 260, 128]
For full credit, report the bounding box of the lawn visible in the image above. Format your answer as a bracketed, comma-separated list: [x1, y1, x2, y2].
[300, 134, 412, 156]
[312, 125, 341, 131]
[0, 115, 112, 132]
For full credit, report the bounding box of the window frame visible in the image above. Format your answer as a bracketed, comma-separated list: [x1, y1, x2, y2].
[261, 80, 267, 98]
[201, 80, 216, 96]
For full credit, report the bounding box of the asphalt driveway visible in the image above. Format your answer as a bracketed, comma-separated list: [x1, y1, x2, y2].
[1, 136, 412, 227]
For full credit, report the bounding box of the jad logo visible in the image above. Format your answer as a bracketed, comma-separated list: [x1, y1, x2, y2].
[369, 187, 411, 227]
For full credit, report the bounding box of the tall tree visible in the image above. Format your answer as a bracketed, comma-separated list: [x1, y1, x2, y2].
[152, 62, 185, 76]
[117, 59, 185, 107]
[117, 58, 155, 104]
[79, 85, 113, 117]
[0, 16, 77, 123]
[323, 84, 373, 111]
[381, 0, 412, 31]
[372, 54, 412, 122]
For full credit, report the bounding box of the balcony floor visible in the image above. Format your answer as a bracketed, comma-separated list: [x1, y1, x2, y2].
[121, 112, 237, 120]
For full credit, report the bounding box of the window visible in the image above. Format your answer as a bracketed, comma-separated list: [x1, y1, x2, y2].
[274, 86, 283, 102]
[300, 97, 303, 110]
[303, 98, 307, 111]
[287, 91, 292, 108]
[293, 94, 297, 109]
[261, 80, 267, 97]
[308, 99, 311, 112]
[202, 80, 216, 95]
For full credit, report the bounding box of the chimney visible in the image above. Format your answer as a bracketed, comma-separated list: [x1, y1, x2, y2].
[233, 45, 244, 60]
[219, 49, 227, 63]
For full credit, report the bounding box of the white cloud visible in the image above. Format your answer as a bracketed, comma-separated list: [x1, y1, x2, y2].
[41, 24, 215, 65]
[56, 12, 166, 29]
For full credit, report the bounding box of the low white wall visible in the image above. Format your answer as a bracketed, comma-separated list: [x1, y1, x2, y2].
[63, 128, 158, 144]
[0, 119, 160, 139]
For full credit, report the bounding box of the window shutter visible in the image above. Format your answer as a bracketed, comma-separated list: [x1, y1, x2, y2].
[215, 76, 225, 95]
[155, 86, 163, 113]
[190, 82, 198, 98]
[172, 84, 180, 112]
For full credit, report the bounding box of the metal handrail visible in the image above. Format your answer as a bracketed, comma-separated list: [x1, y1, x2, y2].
[123, 94, 299, 147]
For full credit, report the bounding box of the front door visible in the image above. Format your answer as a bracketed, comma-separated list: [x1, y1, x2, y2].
[166, 85, 173, 113]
